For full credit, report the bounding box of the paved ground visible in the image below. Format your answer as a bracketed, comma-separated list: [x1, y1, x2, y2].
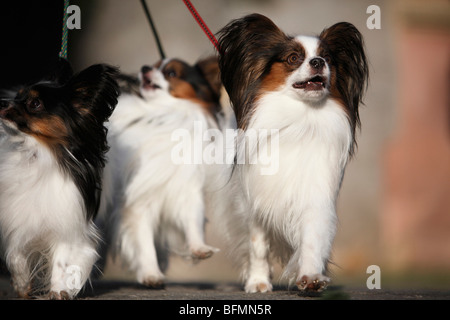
[1, 277, 449, 300]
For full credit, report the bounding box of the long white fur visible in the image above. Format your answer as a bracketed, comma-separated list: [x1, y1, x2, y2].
[218, 36, 353, 292]
[0, 121, 99, 298]
[100, 68, 223, 285]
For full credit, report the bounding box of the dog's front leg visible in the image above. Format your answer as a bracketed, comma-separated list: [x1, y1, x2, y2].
[244, 222, 272, 293]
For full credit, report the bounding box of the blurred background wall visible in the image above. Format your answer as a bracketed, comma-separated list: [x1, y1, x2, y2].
[2, 0, 449, 288]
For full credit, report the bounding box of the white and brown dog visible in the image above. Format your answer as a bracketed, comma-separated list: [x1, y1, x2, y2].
[216, 14, 369, 293]
[99, 56, 228, 288]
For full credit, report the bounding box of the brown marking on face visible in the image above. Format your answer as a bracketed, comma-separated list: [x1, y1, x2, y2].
[260, 62, 291, 92]
[27, 115, 69, 147]
[243, 43, 306, 130]
[163, 60, 185, 77]
[168, 79, 197, 100]
[169, 80, 216, 115]
[160, 59, 221, 117]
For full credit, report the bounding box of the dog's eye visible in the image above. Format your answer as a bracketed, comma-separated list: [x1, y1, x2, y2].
[27, 98, 44, 113]
[287, 53, 303, 65]
[166, 70, 177, 78]
[323, 55, 331, 64]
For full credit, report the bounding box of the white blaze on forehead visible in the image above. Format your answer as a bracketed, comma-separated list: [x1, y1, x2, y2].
[282, 35, 330, 102]
[294, 36, 319, 58]
[158, 58, 173, 70]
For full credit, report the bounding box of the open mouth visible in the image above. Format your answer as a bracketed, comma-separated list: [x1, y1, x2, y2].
[293, 76, 326, 91]
[141, 75, 161, 91]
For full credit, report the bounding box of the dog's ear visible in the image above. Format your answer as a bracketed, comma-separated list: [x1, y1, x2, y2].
[319, 22, 369, 149]
[195, 56, 222, 99]
[319, 22, 368, 101]
[217, 13, 290, 128]
[68, 64, 120, 122]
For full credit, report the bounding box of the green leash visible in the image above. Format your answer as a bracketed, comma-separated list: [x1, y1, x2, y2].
[59, 0, 69, 59]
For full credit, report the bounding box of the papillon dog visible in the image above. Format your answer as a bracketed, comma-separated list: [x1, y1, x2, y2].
[0, 59, 119, 299]
[216, 14, 369, 292]
[99, 56, 226, 288]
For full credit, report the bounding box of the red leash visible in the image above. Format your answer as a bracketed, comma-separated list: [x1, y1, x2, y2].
[182, 0, 221, 53]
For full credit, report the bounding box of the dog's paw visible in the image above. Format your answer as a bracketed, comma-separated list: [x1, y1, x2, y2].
[191, 245, 219, 260]
[12, 282, 32, 299]
[296, 274, 330, 292]
[245, 278, 273, 293]
[140, 275, 165, 289]
[48, 290, 71, 300]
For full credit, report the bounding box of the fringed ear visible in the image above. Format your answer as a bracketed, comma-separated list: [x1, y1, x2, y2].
[319, 22, 369, 156]
[195, 56, 222, 99]
[68, 64, 120, 123]
[319, 22, 369, 126]
[217, 13, 290, 128]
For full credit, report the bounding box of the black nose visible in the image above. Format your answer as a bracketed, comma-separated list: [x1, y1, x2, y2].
[309, 58, 325, 70]
[141, 65, 152, 74]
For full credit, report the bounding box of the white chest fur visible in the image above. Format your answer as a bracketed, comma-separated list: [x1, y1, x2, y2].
[238, 91, 352, 239]
[0, 129, 84, 246]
